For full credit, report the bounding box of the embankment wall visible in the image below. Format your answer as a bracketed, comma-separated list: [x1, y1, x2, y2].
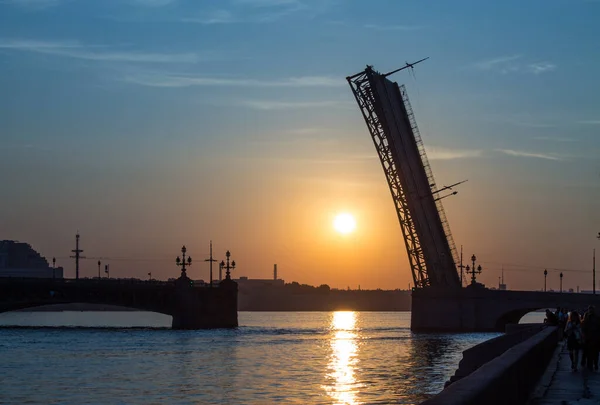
[421, 326, 558, 405]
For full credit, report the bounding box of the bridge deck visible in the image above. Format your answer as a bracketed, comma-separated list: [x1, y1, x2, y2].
[531, 343, 600, 404]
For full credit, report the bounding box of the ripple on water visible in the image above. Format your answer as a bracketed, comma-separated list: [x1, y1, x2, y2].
[0, 311, 502, 404]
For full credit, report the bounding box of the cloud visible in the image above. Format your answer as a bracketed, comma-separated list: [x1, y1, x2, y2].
[233, 0, 301, 7]
[239, 99, 348, 110]
[133, 0, 175, 6]
[511, 122, 556, 128]
[364, 24, 425, 31]
[123, 73, 344, 88]
[182, 10, 237, 24]
[182, 0, 313, 24]
[1, 0, 62, 10]
[0, 39, 199, 63]
[471, 55, 556, 75]
[577, 120, 600, 125]
[527, 62, 556, 74]
[473, 55, 522, 70]
[285, 127, 329, 135]
[425, 146, 483, 160]
[496, 149, 563, 161]
[533, 136, 575, 142]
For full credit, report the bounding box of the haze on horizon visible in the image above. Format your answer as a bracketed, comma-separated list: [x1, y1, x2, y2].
[0, 0, 598, 291]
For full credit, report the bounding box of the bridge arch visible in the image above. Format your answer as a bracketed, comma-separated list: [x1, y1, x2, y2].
[494, 308, 545, 331]
[0, 301, 173, 316]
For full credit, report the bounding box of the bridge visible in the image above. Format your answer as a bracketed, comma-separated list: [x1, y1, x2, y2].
[347, 63, 596, 332]
[0, 276, 238, 329]
[412, 286, 600, 332]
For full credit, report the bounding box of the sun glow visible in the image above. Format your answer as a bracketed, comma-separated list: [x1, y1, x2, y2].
[333, 213, 356, 235]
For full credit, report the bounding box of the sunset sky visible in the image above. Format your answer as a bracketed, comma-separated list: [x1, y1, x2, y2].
[1, 0, 599, 291]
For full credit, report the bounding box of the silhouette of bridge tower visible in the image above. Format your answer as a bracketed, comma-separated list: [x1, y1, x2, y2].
[347, 62, 461, 289]
[70, 233, 85, 280]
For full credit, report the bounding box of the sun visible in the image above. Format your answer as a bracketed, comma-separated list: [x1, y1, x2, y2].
[333, 213, 356, 235]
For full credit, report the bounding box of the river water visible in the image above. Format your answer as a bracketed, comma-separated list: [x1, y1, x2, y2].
[0, 311, 540, 404]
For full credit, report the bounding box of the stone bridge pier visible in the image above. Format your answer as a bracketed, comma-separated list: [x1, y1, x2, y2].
[411, 285, 600, 332]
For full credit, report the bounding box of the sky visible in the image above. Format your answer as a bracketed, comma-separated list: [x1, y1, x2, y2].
[0, 0, 599, 291]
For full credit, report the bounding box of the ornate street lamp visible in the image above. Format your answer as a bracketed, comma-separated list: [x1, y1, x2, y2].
[52, 257, 56, 280]
[97, 260, 101, 279]
[560, 272, 563, 293]
[176, 245, 192, 278]
[469, 254, 482, 285]
[544, 269, 548, 292]
[221, 250, 236, 280]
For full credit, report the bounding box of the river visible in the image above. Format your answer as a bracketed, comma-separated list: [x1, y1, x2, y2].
[0, 311, 542, 404]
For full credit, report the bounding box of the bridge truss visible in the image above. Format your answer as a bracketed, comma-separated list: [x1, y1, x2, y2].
[347, 66, 460, 289]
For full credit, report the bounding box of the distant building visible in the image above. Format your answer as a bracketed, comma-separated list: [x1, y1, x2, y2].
[235, 276, 285, 288]
[0, 240, 63, 278]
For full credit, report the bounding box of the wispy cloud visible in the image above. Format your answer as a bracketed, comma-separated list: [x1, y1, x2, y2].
[527, 62, 556, 74]
[0, 143, 53, 151]
[577, 120, 600, 125]
[182, 0, 316, 24]
[183, 10, 237, 24]
[0, 39, 200, 63]
[364, 24, 424, 31]
[285, 127, 330, 135]
[239, 99, 349, 110]
[533, 136, 575, 142]
[123, 73, 343, 88]
[496, 149, 563, 161]
[473, 55, 522, 70]
[511, 121, 556, 128]
[472, 55, 556, 75]
[233, 0, 301, 7]
[1, 0, 62, 10]
[133, 0, 176, 6]
[425, 146, 483, 160]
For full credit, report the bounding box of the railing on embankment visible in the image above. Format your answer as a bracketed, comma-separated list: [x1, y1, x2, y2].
[421, 325, 558, 405]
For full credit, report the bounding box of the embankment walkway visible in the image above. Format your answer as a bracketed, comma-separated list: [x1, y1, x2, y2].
[530, 343, 600, 404]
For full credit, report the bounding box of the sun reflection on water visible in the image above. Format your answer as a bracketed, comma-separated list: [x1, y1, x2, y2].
[324, 311, 361, 405]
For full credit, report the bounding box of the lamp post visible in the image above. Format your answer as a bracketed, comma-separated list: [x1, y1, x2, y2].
[204, 241, 217, 288]
[104, 264, 109, 279]
[469, 254, 482, 285]
[97, 260, 101, 279]
[560, 272, 563, 293]
[544, 269, 548, 292]
[221, 250, 236, 280]
[176, 245, 192, 278]
[52, 257, 56, 280]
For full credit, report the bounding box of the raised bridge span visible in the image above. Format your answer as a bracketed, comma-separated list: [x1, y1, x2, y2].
[347, 63, 593, 332]
[0, 277, 238, 329]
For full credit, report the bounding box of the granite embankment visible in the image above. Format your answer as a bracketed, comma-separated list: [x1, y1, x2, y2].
[422, 325, 558, 405]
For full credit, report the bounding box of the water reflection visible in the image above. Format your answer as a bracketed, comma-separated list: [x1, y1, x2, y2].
[324, 311, 361, 405]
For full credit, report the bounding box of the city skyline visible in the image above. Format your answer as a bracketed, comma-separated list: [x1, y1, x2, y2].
[1, 0, 599, 290]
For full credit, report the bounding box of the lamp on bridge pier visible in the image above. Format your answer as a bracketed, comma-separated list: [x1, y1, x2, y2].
[176, 245, 192, 279]
[221, 251, 236, 280]
[52, 257, 56, 280]
[469, 254, 482, 285]
[544, 269, 548, 292]
[560, 272, 563, 293]
[97, 260, 101, 279]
